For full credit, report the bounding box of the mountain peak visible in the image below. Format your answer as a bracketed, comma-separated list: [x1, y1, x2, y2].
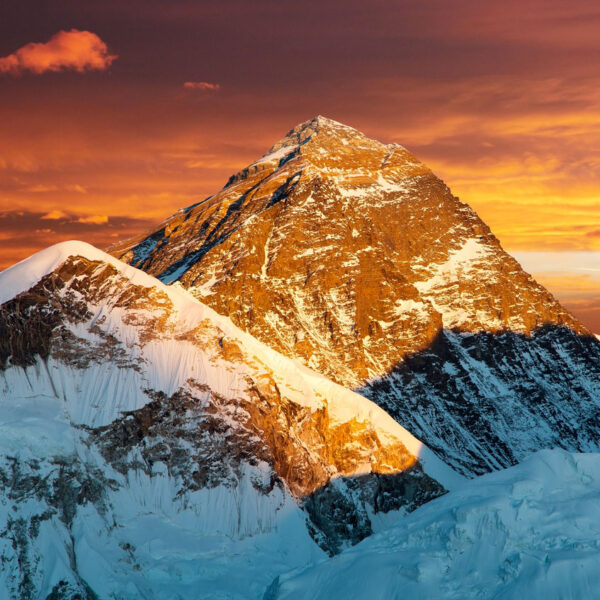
[290, 114, 362, 137]
[0, 236, 457, 596]
[296, 114, 363, 137]
[233, 117, 428, 194]
[0, 240, 164, 306]
[0, 241, 105, 305]
[260, 115, 404, 167]
[108, 116, 600, 478]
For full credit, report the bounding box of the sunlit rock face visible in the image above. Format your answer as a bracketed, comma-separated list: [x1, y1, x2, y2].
[111, 116, 600, 476]
[0, 243, 455, 599]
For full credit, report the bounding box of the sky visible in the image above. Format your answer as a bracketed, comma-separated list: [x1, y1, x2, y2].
[1, 0, 599, 331]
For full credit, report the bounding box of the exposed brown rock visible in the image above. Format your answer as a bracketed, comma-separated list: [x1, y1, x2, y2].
[110, 116, 587, 389]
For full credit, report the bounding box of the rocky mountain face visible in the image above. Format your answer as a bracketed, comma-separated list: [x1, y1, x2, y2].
[111, 116, 600, 477]
[0, 242, 457, 599]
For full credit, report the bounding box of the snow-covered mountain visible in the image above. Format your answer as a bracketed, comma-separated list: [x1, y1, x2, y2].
[110, 116, 600, 476]
[269, 449, 600, 600]
[0, 241, 459, 599]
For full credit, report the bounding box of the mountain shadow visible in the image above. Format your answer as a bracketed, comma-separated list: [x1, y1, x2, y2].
[357, 325, 600, 477]
[300, 466, 445, 556]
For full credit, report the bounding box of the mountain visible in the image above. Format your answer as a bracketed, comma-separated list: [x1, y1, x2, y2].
[0, 241, 459, 599]
[268, 449, 600, 600]
[110, 116, 600, 477]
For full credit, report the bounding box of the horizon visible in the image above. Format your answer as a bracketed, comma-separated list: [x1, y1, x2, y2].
[1, 1, 599, 331]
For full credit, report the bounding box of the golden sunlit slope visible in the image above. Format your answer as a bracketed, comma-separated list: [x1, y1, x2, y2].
[111, 116, 588, 386]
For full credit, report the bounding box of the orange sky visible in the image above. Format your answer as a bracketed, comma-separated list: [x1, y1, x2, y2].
[1, 1, 599, 331]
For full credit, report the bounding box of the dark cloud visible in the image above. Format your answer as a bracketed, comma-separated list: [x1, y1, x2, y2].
[0, 210, 155, 269]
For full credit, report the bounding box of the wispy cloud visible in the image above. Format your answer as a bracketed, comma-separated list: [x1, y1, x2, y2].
[67, 184, 87, 193]
[0, 29, 117, 75]
[76, 214, 108, 224]
[512, 251, 600, 276]
[41, 209, 69, 220]
[40, 211, 109, 225]
[21, 183, 87, 193]
[183, 81, 220, 92]
[23, 184, 60, 193]
[510, 250, 600, 332]
[0, 210, 156, 270]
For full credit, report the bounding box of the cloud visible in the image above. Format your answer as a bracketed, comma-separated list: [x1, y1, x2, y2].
[0, 29, 117, 75]
[41, 210, 69, 220]
[508, 251, 600, 332]
[40, 211, 108, 224]
[0, 210, 157, 270]
[183, 81, 220, 92]
[76, 214, 108, 224]
[512, 251, 600, 281]
[22, 184, 60, 193]
[21, 183, 87, 193]
[66, 184, 87, 193]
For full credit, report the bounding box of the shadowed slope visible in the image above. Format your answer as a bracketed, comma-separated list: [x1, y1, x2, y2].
[360, 326, 600, 476]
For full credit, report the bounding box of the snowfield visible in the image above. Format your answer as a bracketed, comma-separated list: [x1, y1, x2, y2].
[0, 390, 322, 600]
[270, 449, 600, 599]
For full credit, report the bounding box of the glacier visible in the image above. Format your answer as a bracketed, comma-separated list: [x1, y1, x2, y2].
[270, 449, 600, 600]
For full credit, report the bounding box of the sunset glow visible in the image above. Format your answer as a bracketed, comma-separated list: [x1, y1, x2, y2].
[1, 1, 599, 330]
